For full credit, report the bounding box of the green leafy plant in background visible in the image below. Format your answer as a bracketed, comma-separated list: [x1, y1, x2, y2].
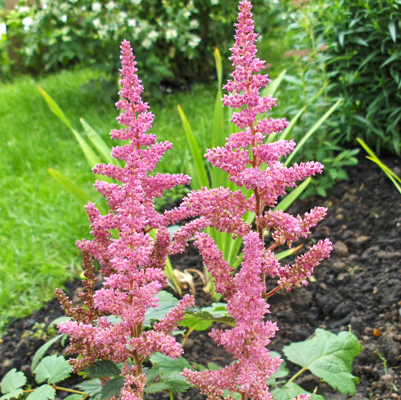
[357, 138, 401, 194]
[293, 0, 401, 155]
[0, 0, 275, 95]
[270, 0, 360, 198]
[178, 48, 342, 296]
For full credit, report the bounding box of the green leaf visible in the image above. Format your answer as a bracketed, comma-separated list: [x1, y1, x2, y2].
[37, 86, 73, 130]
[260, 69, 287, 98]
[64, 395, 84, 400]
[0, 0, 5, 10]
[77, 379, 102, 396]
[283, 329, 363, 395]
[268, 352, 289, 385]
[388, 21, 397, 42]
[31, 334, 64, 372]
[48, 169, 106, 214]
[285, 99, 342, 167]
[85, 360, 121, 379]
[26, 385, 56, 400]
[164, 256, 182, 296]
[100, 377, 124, 400]
[34, 355, 71, 384]
[274, 178, 311, 212]
[161, 371, 191, 393]
[180, 303, 235, 331]
[178, 105, 209, 190]
[0, 389, 24, 400]
[144, 382, 171, 393]
[0, 369, 27, 395]
[143, 290, 179, 327]
[80, 118, 116, 166]
[275, 244, 303, 261]
[150, 353, 191, 374]
[207, 363, 221, 371]
[212, 47, 224, 149]
[272, 382, 324, 400]
[380, 51, 401, 68]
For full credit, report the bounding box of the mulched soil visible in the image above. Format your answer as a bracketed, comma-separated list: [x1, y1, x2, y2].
[1, 153, 400, 400]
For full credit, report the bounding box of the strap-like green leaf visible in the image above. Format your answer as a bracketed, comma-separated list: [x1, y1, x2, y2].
[285, 99, 342, 167]
[26, 385, 56, 400]
[178, 105, 209, 190]
[212, 48, 225, 149]
[34, 355, 71, 384]
[0, 369, 27, 395]
[164, 256, 182, 296]
[260, 69, 287, 98]
[275, 244, 303, 261]
[274, 177, 311, 212]
[48, 169, 106, 214]
[37, 86, 101, 169]
[80, 118, 116, 166]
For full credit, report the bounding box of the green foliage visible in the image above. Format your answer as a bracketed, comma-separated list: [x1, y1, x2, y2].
[84, 360, 122, 379]
[0, 369, 26, 400]
[26, 385, 56, 400]
[357, 138, 401, 194]
[143, 290, 179, 328]
[1, 0, 273, 94]
[272, 382, 324, 400]
[291, 0, 401, 154]
[179, 303, 235, 331]
[34, 355, 71, 384]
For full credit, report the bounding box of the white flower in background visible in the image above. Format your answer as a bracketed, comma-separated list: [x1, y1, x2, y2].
[211, 0, 219, 5]
[92, 18, 100, 27]
[60, 15, 67, 22]
[188, 36, 201, 48]
[142, 38, 151, 49]
[81, 6, 86, 11]
[22, 17, 33, 30]
[118, 11, 128, 22]
[189, 19, 199, 29]
[148, 30, 159, 40]
[0, 23, 7, 36]
[106, 1, 116, 11]
[92, 2, 102, 12]
[98, 28, 108, 39]
[133, 26, 141, 37]
[183, 10, 191, 18]
[128, 18, 137, 27]
[18, 6, 29, 12]
[132, 0, 142, 4]
[165, 28, 178, 39]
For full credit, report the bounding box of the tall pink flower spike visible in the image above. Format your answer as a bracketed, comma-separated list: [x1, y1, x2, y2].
[180, 1, 332, 399]
[55, 40, 206, 400]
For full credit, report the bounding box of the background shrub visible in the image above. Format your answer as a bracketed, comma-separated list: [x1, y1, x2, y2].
[311, 0, 401, 154]
[0, 0, 282, 96]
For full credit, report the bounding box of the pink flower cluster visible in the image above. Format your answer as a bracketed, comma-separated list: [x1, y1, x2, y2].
[56, 40, 204, 399]
[177, 1, 332, 399]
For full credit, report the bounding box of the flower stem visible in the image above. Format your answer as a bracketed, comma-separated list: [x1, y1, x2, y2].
[181, 328, 194, 348]
[284, 368, 307, 386]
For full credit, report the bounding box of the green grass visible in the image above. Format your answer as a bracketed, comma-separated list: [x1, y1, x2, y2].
[0, 66, 216, 333]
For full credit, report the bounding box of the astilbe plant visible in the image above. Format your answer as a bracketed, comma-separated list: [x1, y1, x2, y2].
[55, 2, 332, 400]
[55, 40, 210, 399]
[163, 1, 332, 399]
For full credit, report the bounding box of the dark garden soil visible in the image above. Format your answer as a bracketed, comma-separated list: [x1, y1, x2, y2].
[1, 153, 401, 400]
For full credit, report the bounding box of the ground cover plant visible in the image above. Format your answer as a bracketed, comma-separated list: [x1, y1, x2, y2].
[0, 1, 367, 399]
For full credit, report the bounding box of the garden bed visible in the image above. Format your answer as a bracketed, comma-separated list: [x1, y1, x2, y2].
[1, 153, 400, 400]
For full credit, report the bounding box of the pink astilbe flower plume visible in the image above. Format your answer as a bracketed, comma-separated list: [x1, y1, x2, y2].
[179, 1, 332, 399]
[56, 40, 201, 399]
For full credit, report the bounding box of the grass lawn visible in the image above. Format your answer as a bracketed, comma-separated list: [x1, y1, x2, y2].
[0, 67, 216, 332]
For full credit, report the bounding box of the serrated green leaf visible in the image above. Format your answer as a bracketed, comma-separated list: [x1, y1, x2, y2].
[34, 355, 71, 384]
[64, 395, 84, 400]
[267, 352, 289, 385]
[145, 366, 160, 383]
[144, 382, 171, 393]
[26, 384, 56, 400]
[0, 389, 24, 400]
[31, 334, 64, 371]
[272, 382, 324, 400]
[150, 353, 191, 374]
[283, 329, 363, 395]
[143, 290, 179, 327]
[180, 303, 235, 331]
[77, 379, 102, 396]
[85, 360, 121, 379]
[1, 369, 27, 394]
[100, 377, 124, 400]
[159, 371, 191, 393]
